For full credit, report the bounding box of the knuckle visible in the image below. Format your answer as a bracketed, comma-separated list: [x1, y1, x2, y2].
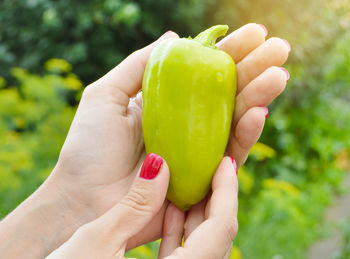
[240, 88, 250, 110]
[225, 217, 238, 241]
[122, 187, 153, 215]
[75, 222, 97, 240]
[127, 49, 145, 67]
[131, 49, 142, 57]
[82, 83, 99, 99]
[116, 89, 130, 106]
[83, 82, 129, 108]
[105, 85, 129, 106]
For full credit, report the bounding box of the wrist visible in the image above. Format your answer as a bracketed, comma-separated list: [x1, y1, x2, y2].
[40, 164, 96, 244]
[0, 166, 93, 258]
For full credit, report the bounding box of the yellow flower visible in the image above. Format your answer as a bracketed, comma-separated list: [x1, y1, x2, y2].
[45, 58, 72, 73]
[263, 179, 300, 198]
[250, 142, 276, 161]
[229, 246, 242, 259]
[0, 77, 6, 88]
[63, 75, 83, 90]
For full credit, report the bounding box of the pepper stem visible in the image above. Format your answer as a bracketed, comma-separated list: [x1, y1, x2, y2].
[193, 25, 229, 47]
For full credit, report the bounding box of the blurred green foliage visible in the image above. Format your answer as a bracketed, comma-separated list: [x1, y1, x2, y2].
[0, 0, 217, 84]
[334, 216, 350, 259]
[1, 0, 350, 258]
[0, 59, 82, 215]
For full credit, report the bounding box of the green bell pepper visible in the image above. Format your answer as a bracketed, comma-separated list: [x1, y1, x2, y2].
[142, 25, 237, 210]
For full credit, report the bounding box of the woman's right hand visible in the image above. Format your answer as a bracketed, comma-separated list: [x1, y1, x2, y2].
[47, 155, 238, 259]
[159, 156, 238, 259]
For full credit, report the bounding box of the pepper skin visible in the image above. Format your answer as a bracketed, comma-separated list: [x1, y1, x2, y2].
[142, 25, 237, 210]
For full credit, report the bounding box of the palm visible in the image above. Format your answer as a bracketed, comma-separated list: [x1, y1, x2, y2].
[55, 87, 145, 216]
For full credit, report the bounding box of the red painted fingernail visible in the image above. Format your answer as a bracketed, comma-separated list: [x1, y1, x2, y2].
[263, 106, 269, 119]
[283, 39, 291, 52]
[258, 24, 268, 37]
[140, 153, 163, 180]
[230, 156, 238, 175]
[280, 67, 290, 82]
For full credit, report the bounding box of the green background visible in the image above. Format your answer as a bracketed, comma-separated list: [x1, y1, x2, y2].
[1, 0, 350, 258]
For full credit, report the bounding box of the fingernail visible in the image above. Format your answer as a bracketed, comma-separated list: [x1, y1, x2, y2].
[258, 24, 268, 37]
[140, 153, 163, 180]
[283, 39, 291, 52]
[263, 106, 269, 119]
[230, 156, 238, 175]
[280, 67, 290, 82]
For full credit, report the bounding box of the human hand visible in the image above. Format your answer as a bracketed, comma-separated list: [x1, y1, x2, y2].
[47, 155, 237, 259]
[217, 24, 290, 165]
[0, 23, 289, 259]
[158, 157, 238, 259]
[46, 23, 290, 250]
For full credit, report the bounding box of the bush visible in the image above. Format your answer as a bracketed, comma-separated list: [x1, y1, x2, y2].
[1, 0, 350, 258]
[0, 59, 82, 216]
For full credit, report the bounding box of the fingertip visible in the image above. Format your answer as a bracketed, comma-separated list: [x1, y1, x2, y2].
[266, 37, 290, 63]
[159, 30, 179, 40]
[249, 107, 268, 130]
[283, 39, 291, 53]
[212, 157, 237, 190]
[229, 156, 238, 175]
[241, 23, 266, 36]
[139, 153, 164, 180]
[257, 24, 268, 37]
[266, 66, 289, 84]
[262, 106, 269, 119]
[245, 23, 267, 39]
[138, 153, 170, 182]
[280, 67, 290, 82]
[252, 106, 268, 121]
[159, 156, 170, 181]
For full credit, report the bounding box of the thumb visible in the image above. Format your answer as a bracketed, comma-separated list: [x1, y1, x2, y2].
[94, 153, 169, 248]
[47, 153, 170, 259]
[93, 31, 179, 98]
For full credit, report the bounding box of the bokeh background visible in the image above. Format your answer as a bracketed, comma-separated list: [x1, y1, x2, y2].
[1, 0, 350, 258]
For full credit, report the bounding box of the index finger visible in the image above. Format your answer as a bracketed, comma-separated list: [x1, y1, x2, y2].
[93, 31, 179, 98]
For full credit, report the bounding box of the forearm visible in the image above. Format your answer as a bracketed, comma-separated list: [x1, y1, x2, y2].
[0, 173, 89, 258]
